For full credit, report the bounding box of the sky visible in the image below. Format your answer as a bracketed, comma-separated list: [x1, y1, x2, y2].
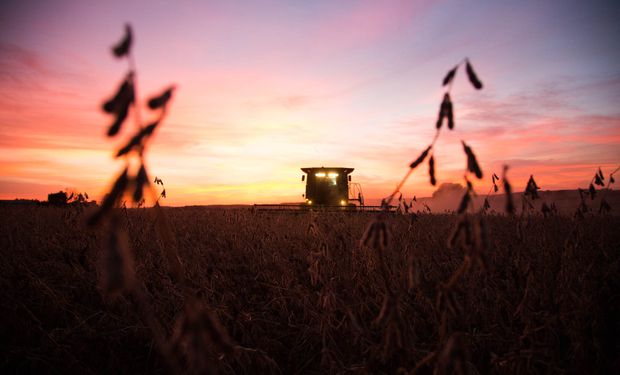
[0, 0, 619, 205]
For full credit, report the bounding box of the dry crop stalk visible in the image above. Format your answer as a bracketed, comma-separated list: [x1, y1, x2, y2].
[359, 58, 492, 370]
[575, 166, 618, 218]
[88, 24, 235, 373]
[305, 209, 343, 367]
[479, 172, 500, 214]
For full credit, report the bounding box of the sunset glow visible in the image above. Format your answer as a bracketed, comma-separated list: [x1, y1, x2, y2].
[1, 0, 619, 205]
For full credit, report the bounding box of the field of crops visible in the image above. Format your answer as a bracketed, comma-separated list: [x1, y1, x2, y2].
[1, 206, 619, 374]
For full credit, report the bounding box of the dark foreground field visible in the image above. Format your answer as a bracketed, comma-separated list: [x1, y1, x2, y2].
[1, 206, 619, 374]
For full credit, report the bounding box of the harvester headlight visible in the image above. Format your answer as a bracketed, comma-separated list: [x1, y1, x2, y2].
[328, 172, 339, 178]
[307, 200, 312, 205]
[340, 200, 346, 205]
[315, 172, 326, 177]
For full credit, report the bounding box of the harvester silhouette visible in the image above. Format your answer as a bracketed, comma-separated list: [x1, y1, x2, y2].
[254, 167, 389, 211]
[300, 167, 362, 207]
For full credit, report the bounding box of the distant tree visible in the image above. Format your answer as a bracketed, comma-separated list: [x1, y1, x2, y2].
[48, 191, 69, 206]
[47, 190, 92, 206]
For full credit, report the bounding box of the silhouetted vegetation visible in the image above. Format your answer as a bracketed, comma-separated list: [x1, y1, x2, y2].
[88, 25, 239, 374]
[47, 190, 91, 206]
[1, 207, 619, 373]
[47, 191, 69, 206]
[1, 24, 618, 375]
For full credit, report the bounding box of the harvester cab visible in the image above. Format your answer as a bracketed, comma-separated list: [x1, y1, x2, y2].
[301, 167, 364, 207]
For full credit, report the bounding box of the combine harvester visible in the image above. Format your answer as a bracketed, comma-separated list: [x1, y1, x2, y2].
[254, 167, 393, 212]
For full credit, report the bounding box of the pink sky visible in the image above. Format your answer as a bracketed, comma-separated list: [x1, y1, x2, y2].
[0, 0, 619, 205]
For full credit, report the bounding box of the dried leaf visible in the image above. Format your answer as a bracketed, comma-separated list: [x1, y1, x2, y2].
[361, 216, 390, 250]
[116, 120, 159, 157]
[429, 155, 436, 186]
[594, 171, 604, 187]
[446, 100, 454, 130]
[133, 164, 149, 202]
[483, 197, 490, 211]
[589, 183, 596, 200]
[107, 104, 130, 137]
[112, 24, 132, 58]
[465, 59, 483, 89]
[436, 101, 445, 129]
[465, 176, 473, 191]
[409, 145, 432, 169]
[436, 93, 453, 130]
[103, 77, 134, 114]
[502, 165, 514, 214]
[103, 76, 134, 137]
[457, 191, 470, 214]
[462, 141, 483, 179]
[148, 86, 175, 109]
[88, 167, 129, 225]
[525, 175, 540, 199]
[442, 65, 458, 86]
